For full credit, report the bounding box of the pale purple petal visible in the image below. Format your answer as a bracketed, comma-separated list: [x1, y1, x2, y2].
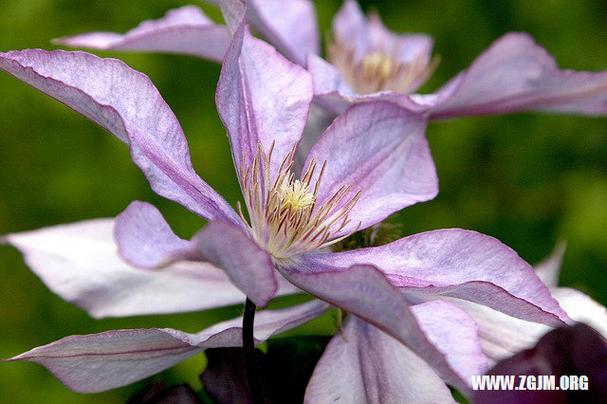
[305, 229, 568, 325]
[247, 0, 319, 66]
[195, 221, 277, 307]
[115, 201, 199, 268]
[366, 14, 433, 66]
[304, 101, 437, 236]
[535, 242, 566, 287]
[308, 54, 355, 97]
[4, 219, 248, 318]
[308, 54, 428, 115]
[314, 90, 425, 117]
[307, 54, 357, 115]
[295, 104, 337, 175]
[208, 0, 245, 34]
[305, 316, 457, 403]
[216, 25, 313, 182]
[114, 202, 297, 300]
[8, 300, 329, 393]
[0, 50, 239, 224]
[535, 244, 607, 337]
[412, 300, 488, 381]
[54, 6, 230, 62]
[332, 0, 368, 59]
[11, 329, 202, 394]
[454, 288, 607, 364]
[430, 33, 607, 119]
[278, 264, 470, 391]
[452, 299, 551, 363]
[332, 0, 432, 85]
[552, 287, 607, 337]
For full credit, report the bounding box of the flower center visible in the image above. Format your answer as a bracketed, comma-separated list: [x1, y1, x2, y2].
[278, 179, 315, 211]
[360, 51, 396, 83]
[328, 40, 438, 95]
[238, 144, 360, 259]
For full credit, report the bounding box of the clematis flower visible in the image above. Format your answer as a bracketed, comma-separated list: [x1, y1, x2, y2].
[1, 22, 568, 399]
[307, 0, 607, 118]
[56, 0, 607, 122]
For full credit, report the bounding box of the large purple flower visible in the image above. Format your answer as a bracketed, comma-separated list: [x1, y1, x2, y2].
[56, 1, 607, 121]
[1, 23, 567, 399]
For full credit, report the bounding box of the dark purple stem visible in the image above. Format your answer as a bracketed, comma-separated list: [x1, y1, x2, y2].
[243, 298, 264, 404]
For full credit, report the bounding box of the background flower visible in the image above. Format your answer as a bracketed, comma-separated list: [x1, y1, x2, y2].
[1, 1, 606, 402]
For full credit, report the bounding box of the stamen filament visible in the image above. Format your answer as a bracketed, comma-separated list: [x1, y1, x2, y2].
[239, 144, 361, 259]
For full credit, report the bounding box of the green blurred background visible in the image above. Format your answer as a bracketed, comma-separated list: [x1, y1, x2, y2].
[1, 0, 606, 402]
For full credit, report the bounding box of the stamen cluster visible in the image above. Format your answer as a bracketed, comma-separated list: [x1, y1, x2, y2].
[328, 39, 438, 95]
[238, 144, 361, 259]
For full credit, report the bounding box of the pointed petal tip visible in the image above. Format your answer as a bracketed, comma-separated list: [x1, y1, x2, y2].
[246, 0, 320, 65]
[431, 31, 607, 118]
[51, 5, 229, 61]
[535, 240, 568, 287]
[5, 301, 327, 393]
[114, 200, 199, 270]
[315, 228, 570, 325]
[6, 219, 248, 318]
[0, 48, 240, 223]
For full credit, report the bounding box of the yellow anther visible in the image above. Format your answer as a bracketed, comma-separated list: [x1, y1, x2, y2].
[239, 145, 361, 259]
[279, 179, 315, 211]
[328, 39, 438, 95]
[360, 51, 395, 81]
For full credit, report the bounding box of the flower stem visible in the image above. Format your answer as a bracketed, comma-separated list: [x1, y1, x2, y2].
[243, 297, 264, 404]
